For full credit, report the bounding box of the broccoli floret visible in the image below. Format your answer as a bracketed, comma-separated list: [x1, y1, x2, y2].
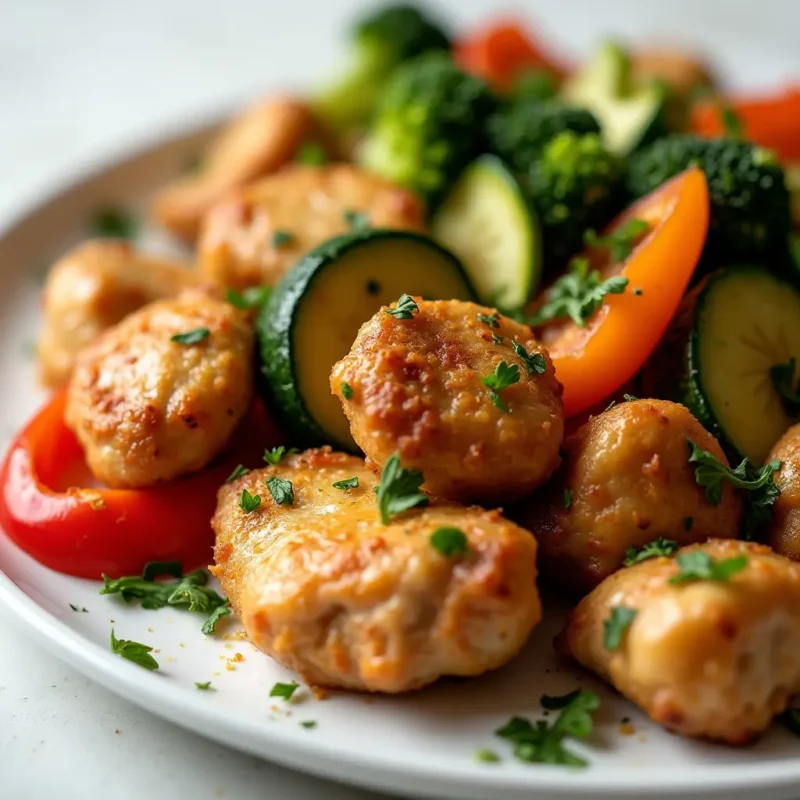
[359, 53, 497, 208]
[626, 135, 792, 261]
[526, 131, 621, 267]
[488, 100, 601, 175]
[314, 4, 450, 134]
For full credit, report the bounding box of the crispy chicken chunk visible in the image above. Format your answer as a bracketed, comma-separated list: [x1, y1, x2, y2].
[330, 300, 564, 504]
[66, 290, 253, 488]
[767, 423, 800, 560]
[151, 97, 326, 241]
[37, 240, 197, 387]
[558, 540, 800, 744]
[197, 164, 424, 290]
[515, 399, 742, 595]
[211, 449, 541, 693]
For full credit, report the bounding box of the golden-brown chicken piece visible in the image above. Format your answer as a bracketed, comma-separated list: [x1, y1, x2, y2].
[330, 300, 564, 505]
[151, 97, 326, 241]
[37, 240, 197, 387]
[559, 540, 800, 744]
[197, 164, 424, 290]
[767, 423, 800, 560]
[515, 399, 742, 595]
[212, 449, 541, 693]
[66, 290, 253, 488]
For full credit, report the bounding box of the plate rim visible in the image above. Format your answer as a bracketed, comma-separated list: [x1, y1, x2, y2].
[2, 116, 800, 800]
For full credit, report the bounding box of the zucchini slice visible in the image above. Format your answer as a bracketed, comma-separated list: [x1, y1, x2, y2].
[431, 155, 542, 310]
[686, 267, 800, 464]
[258, 230, 476, 450]
[562, 41, 666, 156]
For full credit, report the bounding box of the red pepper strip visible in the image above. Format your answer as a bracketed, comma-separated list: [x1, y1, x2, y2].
[455, 19, 568, 91]
[691, 86, 800, 162]
[0, 391, 279, 578]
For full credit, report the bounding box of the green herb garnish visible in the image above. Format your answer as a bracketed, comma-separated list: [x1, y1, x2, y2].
[201, 602, 232, 635]
[483, 361, 520, 412]
[332, 477, 359, 491]
[492, 333, 503, 345]
[541, 689, 582, 710]
[226, 464, 249, 483]
[584, 218, 649, 263]
[669, 550, 748, 585]
[603, 606, 637, 650]
[430, 527, 470, 557]
[528, 258, 628, 328]
[477, 312, 500, 328]
[623, 537, 679, 566]
[271, 230, 295, 248]
[264, 446, 296, 466]
[266, 476, 294, 506]
[384, 294, 419, 320]
[226, 286, 271, 311]
[270, 681, 299, 700]
[770, 357, 800, 416]
[170, 328, 210, 345]
[300, 720, 318, 729]
[474, 748, 501, 764]
[69, 604, 88, 613]
[110, 629, 158, 670]
[343, 209, 370, 232]
[239, 489, 261, 513]
[376, 453, 428, 525]
[341, 381, 354, 400]
[511, 341, 547, 375]
[195, 681, 212, 690]
[563, 489, 573, 509]
[92, 206, 138, 240]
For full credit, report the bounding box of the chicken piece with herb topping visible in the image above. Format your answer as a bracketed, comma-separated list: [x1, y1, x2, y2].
[66, 290, 253, 488]
[558, 540, 800, 744]
[330, 298, 564, 504]
[211, 449, 541, 693]
[515, 399, 743, 595]
[37, 240, 198, 387]
[767, 423, 800, 560]
[197, 164, 424, 290]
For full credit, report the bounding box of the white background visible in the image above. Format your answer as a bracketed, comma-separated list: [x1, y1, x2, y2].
[0, 1, 798, 798]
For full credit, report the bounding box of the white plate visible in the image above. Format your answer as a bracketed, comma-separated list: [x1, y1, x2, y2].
[2, 123, 800, 800]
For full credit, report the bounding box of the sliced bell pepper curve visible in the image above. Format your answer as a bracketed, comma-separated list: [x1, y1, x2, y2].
[0, 390, 281, 578]
[539, 167, 710, 417]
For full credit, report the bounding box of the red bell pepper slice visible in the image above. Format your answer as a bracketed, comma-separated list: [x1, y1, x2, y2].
[0, 391, 278, 578]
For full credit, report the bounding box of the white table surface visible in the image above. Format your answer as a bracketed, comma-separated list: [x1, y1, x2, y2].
[0, 1, 797, 798]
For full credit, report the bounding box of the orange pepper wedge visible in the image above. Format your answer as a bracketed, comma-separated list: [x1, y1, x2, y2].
[541, 167, 710, 417]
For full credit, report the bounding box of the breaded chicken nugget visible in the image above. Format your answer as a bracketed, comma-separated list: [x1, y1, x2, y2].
[767, 423, 800, 560]
[151, 97, 325, 241]
[198, 164, 424, 290]
[330, 299, 564, 504]
[558, 540, 800, 744]
[66, 290, 253, 488]
[211, 449, 541, 692]
[37, 240, 197, 387]
[516, 399, 742, 595]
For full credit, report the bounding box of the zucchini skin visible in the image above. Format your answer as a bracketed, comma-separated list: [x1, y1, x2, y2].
[257, 228, 476, 450]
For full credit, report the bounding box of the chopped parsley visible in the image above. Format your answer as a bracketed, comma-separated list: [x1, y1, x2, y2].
[482, 361, 520, 412]
[201, 602, 232, 635]
[69, 604, 88, 613]
[511, 341, 547, 375]
[603, 606, 637, 650]
[584, 218, 649, 263]
[770, 357, 800, 416]
[343, 209, 370, 232]
[226, 464, 249, 483]
[528, 258, 628, 328]
[295, 141, 327, 165]
[271, 230, 295, 248]
[266, 476, 294, 506]
[270, 681, 299, 700]
[384, 294, 419, 320]
[264, 446, 295, 466]
[376, 453, 428, 525]
[495, 690, 599, 767]
[195, 681, 213, 691]
[605, 393, 638, 411]
[226, 286, 271, 311]
[687, 439, 781, 538]
[92, 206, 138, 240]
[332, 476, 359, 491]
[492, 333, 504, 345]
[669, 550, 748, 585]
[300, 720, 318, 729]
[110, 629, 158, 670]
[540, 689, 582, 710]
[170, 328, 210, 345]
[623, 537, 679, 566]
[239, 488, 262, 513]
[340, 381, 354, 400]
[563, 489, 573, 509]
[430, 527, 470, 557]
[474, 748, 501, 764]
[477, 312, 500, 328]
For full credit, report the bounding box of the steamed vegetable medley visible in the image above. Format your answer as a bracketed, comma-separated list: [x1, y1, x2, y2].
[7, 1, 800, 766]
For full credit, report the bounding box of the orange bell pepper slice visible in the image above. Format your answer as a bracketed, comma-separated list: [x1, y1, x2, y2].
[0, 391, 278, 578]
[691, 86, 800, 162]
[455, 19, 568, 91]
[540, 167, 710, 417]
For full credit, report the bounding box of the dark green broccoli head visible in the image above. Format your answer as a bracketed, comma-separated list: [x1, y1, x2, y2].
[488, 100, 601, 175]
[359, 53, 497, 208]
[314, 4, 450, 133]
[527, 131, 621, 267]
[626, 135, 792, 261]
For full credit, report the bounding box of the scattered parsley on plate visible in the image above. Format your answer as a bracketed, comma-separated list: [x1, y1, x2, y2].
[603, 606, 637, 650]
[375, 453, 428, 524]
[482, 361, 520, 412]
[623, 537, 679, 566]
[384, 294, 419, 320]
[267, 476, 295, 506]
[170, 328, 210, 345]
[110, 629, 158, 670]
[430, 527, 470, 557]
[270, 681, 299, 700]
